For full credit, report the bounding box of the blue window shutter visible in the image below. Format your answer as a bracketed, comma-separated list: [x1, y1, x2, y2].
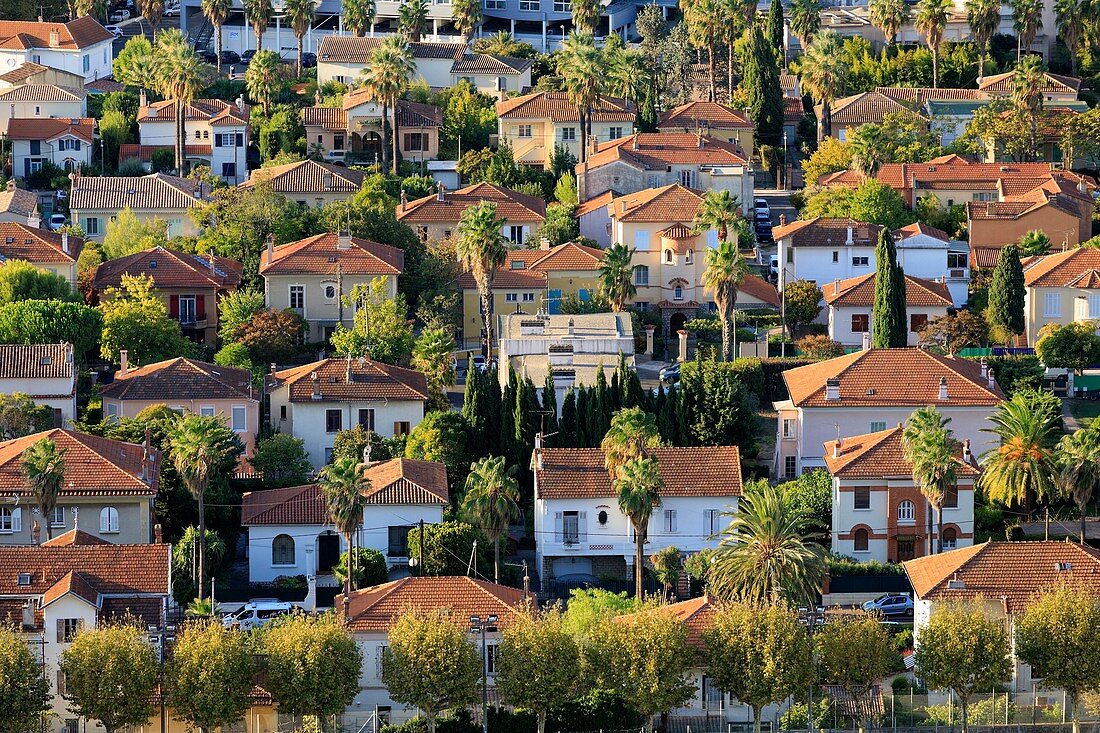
[73, 139, 81, 151]
[579, 289, 590, 302]
[30, 140, 40, 155]
[548, 289, 561, 315]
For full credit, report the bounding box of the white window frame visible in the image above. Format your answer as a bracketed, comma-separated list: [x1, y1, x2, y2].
[559, 126, 576, 141]
[782, 418, 796, 438]
[100, 506, 119, 534]
[522, 292, 535, 302]
[231, 406, 247, 433]
[1088, 295, 1100, 319]
[1044, 292, 1061, 317]
[517, 124, 532, 138]
[290, 284, 305, 311]
[663, 509, 678, 534]
[897, 500, 915, 522]
[505, 293, 518, 302]
[784, 456, 797, 479]
[199, 406, 216, 417]
[678, 169, 695, 187]
[870, 421, 887, 432]
[633, 230, 651, 251]
[0, 506, 18, 533]
[50, 506, 65, 528]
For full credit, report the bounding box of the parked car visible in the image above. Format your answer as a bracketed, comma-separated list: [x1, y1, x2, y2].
[198, 49, 217, 64]
[105, 25, 123, 38]
[221, 599, 295, 630]
[220, 50, 241, 65]
[240, 49, 257, 64]
[862, 594, 914, 617]
[754, 197, 770, 219]
[48, 214, 67, 231]
[659, 362, 681, 384]
[109, 8, 129, 21]
[301, 51, 317, 68]
[163, 3, 180, 15]
[769, 254, 779, 276]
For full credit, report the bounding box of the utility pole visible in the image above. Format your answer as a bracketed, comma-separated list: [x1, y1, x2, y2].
[468, 615, 498, 733]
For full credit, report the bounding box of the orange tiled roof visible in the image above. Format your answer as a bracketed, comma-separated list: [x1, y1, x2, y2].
[242, 484, 329, 525]
[772, 217, 881, 247]
[581, 133, 747, 172]
[138, 98, 249, 126]
[241, 159, 366, 195]
[658, 101, 753, 130]
[100, 358, 254, 402]
[91, 246, 243, 291]
[302, 106, 348, 130]
[784, 96, 805, 122]
[611, 184, 704, 223]
[739, 275, 781, 307]
[978, 71, 1081, 95]
[41, 570, 100, 607]
[781, 348, 1004, 408]
[879, 86, 985, 105]
[0, 182, 37, 218]
[575, 190, 618, 217]
[118, 143, 213, 163]
[41, 528, 111, 546]
[823, 425, 980, 479]
[0, 83, 83, 102]
[397, 182, 546, 224]
[339, 91, 443, 126]
[338, 576, 530, 632]
[822, 273, 952, 307]
[5, 116, 93, 143]
[70, 173, 207, 212]
[0, 428, 158, 497]
[0, 539, 170, 596]
[496, 91, 635, 122]
[893, 222, 950, 242]
[525, 241, 604, 271]
[828, 91, 916, 127]
[536, 446, 742, 500]
[317, 36, 465, 64]
[269, 357, 428, 403]
[0, 17, 113, 50]
[615, 595, 716, 647]
[0, 221, 81, 263]
[360, 458, 449, 504]
[1023, 248, 1100, 288]
[0, 61, 47, 84]
[454, 265, 547, 290]
[259, 233, 404, 276]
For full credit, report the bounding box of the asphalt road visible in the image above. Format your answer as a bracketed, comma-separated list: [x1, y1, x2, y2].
[110, 11, 181, 53]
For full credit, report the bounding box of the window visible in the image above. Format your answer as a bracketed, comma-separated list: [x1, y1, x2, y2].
[948, 252, 968, 269]
[941, 527, 958, 550]
[1089, 295, 1100, 319]
[608, 126, 623, 139]
[333, 134, 345, 150]
[100, 506, 119, 533]
[403, 133, 428, 151]
[943, 485, 958, 508]
[280, 405, 288, 421]
[323, 284, 337, 300]
[854, 487, 870, 510]
[832, 251, 839, 263]
[358, 409, 376, 431]
[522, 292, 535, 302]
[200, 406, 216, 417]
[782, 418, 796, 438]
[685, 250, 693, 264]
[663, 509, 678, 533]
[553, 0, 571, 11]
[784, 455, 797, 479]
[519, 0, 539, 9]
[673, 285, 684, 301]
[634, 230, 651, 251]
[663, 249, 673, 264]
[63, 721, 78, 733]
[394, 421, 411, 436]
[870, 421, 887, 432]
[786, 247, 793, 263]
[1044, 293, 1061, 317]
[82, 54, 89, 72]
[563, 510, 580, 545]
[634, 301, 649, 311]
[231, 406, 247, 432]
[853, 528, 869, 552]
[508, 225, 524, 243]
[647, 173, 662, 188]
[50, 506, 65, 528]
[852, 256, 870, 267]
[633, 265, 649, 286]
[105, 402, 120, 419]
[505, 293, 518, 302]
[388, 525, 412, 556]
[84, 217, 100, 235]
[289, 285, 304, 310]
[851, 313, 869, 333]
[898, 500, 915, 521]
[221, 162, 236, 179]
[326, 410, 342, 433]
[194, 130, 202, 140]
[706, 509, 722, 534]
[517, 124, 532, 138]
[416, 226, 429, 241]
[560, 127, 576, 141]
[58, 618, 81, 643]
[838, 128, 847, 142]
[678, 169, 696, 187]
[0, 506, 19, 533]
[178, 295, 197, 325]
[973, 191, 994, 202]
[272, 534, 295, 565]
[910, 313, 928, 333]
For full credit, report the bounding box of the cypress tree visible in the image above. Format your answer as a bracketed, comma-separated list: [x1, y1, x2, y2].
[575, 388, 589, 447]
[767, 0, 785, 60]
[744, 25, 785, 149]
[872, 227, 907, 348]
[586, 380, 604, 448]
[500, 368, 518, 460]
[594, 363, 612, 435]
[541, 368, 559, 445]
[638, 81, 658, 133]
[989, 244, 1026, 337]
[560, 387, 577, 448]
[484, 365, 502, 455]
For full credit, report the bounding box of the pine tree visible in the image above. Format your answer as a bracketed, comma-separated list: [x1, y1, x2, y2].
[989, 243, 1026, 338]
[768, 0, 786, 60]
[872, 227, 908, 348]
[744, 25, 785, 149]
[560, 388, 577, 447]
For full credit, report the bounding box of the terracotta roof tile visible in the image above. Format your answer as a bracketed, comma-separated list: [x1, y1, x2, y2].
[535, 446, 742, 500]
[978, 71, 1081, 95]
[822, 273, 952, 307]
[616, 595, 716, 647]
[338, 576, 530, 632]
[0, 61, 47, 84]
[0, 84, 83, 103]
[302, 106, 348, 130]
[91, 246, 243, 291]
[454, 266, 547, 290]
[496, 91, 635, 122]
[1024, 248, 1100, 287]
[0, 17, 113, 51]
[361, 458, 449, 504]
[5, 116, 93, 143]
[84, 77, 124, 93]
[828, 91, 914, 127]
[451, 53, 531, 74]
[611, 184, 704, 223]
[42, 571, 99, 607]
[41, 528, 111, 546]
[525, 242, 604, 271]
[0, 221, 81, 263]
[893, 222, 950, 242]
[823, 425, 980, 478]
[0, 428, 158, 497]
[581, 133, 747, 172]
[575, 190, 618, 217]
[0, 183, 38, 218]
[0, 539, 170, 596]
[100, 358, 254, 402]
[137, 98, 249, 125]
[0, 343, 73, 380]
[241, 159, 366, 195]
[784, 96, 805, 122]
[879, 86, 985, 105]
[397, 182, 546, 224]
[739, 274, 780, 307]
[317, 36, 465, 64]
[100, 596, 163, 626]
[337, 93, 443, 126]
[70, 174, 208, 212]
[242, 484, 329, 525]
[772, 217, 881, 247]
[268, 357, 428, 403]
[971, 245, 1004, 269]
[658, 101, 753, 130]
[259, 233, 403, 276]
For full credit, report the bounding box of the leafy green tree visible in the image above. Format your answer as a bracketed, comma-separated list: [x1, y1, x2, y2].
[561, 588, 637, 638]
[1055, 0, 1084, 75]
[334, 547, 389, 589]
[988, 244, 1025, 339]
[1017, 229, 1050, 257]
[217, 289, 266, 343]
[683, 0, 724, 101]
[767, 0, 786, 53]
[980, 389, 1062, 506]
[783, 279, 823, 334]
[0, 260, 78, 304]
[0, 393, 52, 439]
[0, 624, 49, 733]
[168, 620, 255, 733]
[397, 0, 427, 40]
[781, 468, 832, 522]
[497, 609, 582, 733]
[245, 50, 282, 117]
[407, 520, 489, 576]
[250, 433, 311, 487]
[1010, 0, 1043, 60]
[744, 24, 785, 148]
[238, 308, 306, 366]
[456, 201, 507, 357]
[704, 602, 814, 733]
[21, 437, 65, 541]
[330, 277, 414, 365]
[915, 601, 1011, 733]
[404, 410, 471, 490]
[201, 0, 232, 72]
[59, 624, 157, 733]
[154, 29, 214, 171]
[113, 36, 157, 89]
[872, 227, 907, 348]
[703, 239, 749, 361]
[802, 179, 914, 229]
[803, 137, 853, 185]
[99, 274, 192, 364]
[557, 32, 601, 160]
[966, 0, 999, 81]
[679, 360, 760, 451]
[790, 0, 823, 45]
[815, 614, 895, 733]
[452, 0, 482, 40]
[571, 0, 599, 33]
[616, 457, 664, 601]
[342, 0, 375, 36]
[1036, 321, 1100, 375]
[101, 208, 168, 260]
[461, 455, 520, 583]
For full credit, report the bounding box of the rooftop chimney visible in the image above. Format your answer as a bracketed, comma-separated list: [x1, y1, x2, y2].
[154, 523, 163, 543]
[988, 371, 995, 389]
[48, 29, 59, 48]
[846, 226, 854, 245]
[833, 436, 842, 458]
[437, 184, 446, 202]
[778, 213, 787, 227]
[567, 318, 575, 336]
[119, 349, 128, 375]
[337, 231, 352, 249]
[962, 439, 972, 463]
[27, 209, 40, 229]
[266, 233, 274, 262]
[825, 377, 840, 401]
[139, 89, 147, 108]
[399, 190, 407, 212]
[311, 371, 321, 400]
[32, 520, 40, 546]
[833, 279, 839, 294]
[938, 376, 949, 401]
[980, 358, 988, 379]
[861, 331, 871, 351]
[270, 363, 277, 374]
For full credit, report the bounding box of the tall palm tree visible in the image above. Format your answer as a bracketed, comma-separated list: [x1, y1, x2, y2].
[139, 0, 165, 41]
[343, 0, 376, 37]
[201, 0, 232, 73]
[980, 392, 1062, 507]
[1013, 54, 1047, 156]
[789, 0, 823, 46]
[708, 482, 828, 605]
[702, 239, 749, 361]
[155, 29, 214, 173]
[915, 0, 951, 87]
[1010, 0, 1043, 59]
[650, 545, 682, 601]
[615, 456, 664, 601]
[245, 49, 282, 117]
[598, 243, 636, 313]
[572, 0, 600, 34]
[21, 438, 65, 542]
[452, 0, 483, 42]
[601, 406, 662, 481]
[456, 201, 508, 359]
[462, 456, 521, 584]
[1055, 0, 1084, 76]
[361, 36, 414, 173]
[243, 0, 274, 51]
[868, 0, 910, 50]
[902, 407, 960, 555]
[398, 0, 428, 41]
[557, 32, 602, 162]
[966, 0, 1000, 82]
[683, 0, 725, 102]
[693, 190, 743, 243]
[283, 0, 315, 79]
[1057, 426, 1100, 544]
[171, 414, 239, 601]
[608, 49, 649, 107]
[319, 455, 368, 599]
[849, 124, 886, 177]
[796, 29, 847, 142]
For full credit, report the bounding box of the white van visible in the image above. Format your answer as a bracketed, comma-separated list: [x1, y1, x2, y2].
[221, 599, 295, 630]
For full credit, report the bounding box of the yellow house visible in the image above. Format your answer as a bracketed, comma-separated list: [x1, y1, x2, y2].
[69, 173, 209, 241]
[495, 91, 636, 169]
[239, 159, 367, 208]
[658, 100, 755, 159]
[396, 181, 546, 245]
[140, 688, 280, 733]
[1023, 247, 1100, 346]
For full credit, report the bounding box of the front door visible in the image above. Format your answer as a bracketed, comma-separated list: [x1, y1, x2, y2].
[317, 532, 340, 572]
[896, 537, 916, 562]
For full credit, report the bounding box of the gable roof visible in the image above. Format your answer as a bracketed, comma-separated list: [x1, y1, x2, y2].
[0, 61, 48, 84]
[829, 90, 917, 127]
[268, 357, 428, 403]
[5, 116, 94, 143]
[241, 159, 366, 194]
[823, 425, 980, 479]
[331, 92, 443, 127]
[0, 181, 38, 218]
[41, 528, 111, 546]
[978, 71, 1081, 95]
[70, 174, 208, 212]
[659, 101, 753, 130]
[0, 83, 84, 102]
[581, 133, 748, 172]
[100, 358, 254, 401]
[454, 265, 547, 290]
[822, 273, 953, 307]
[317, 36, 465, 64]
[0, 428, 157, 497]
[615, 595, 716, 647]
[258, 232, 404, 276]
[904, 541, 1100, 613]
[535, 446, 742, 500]
[396, 181, 546, 224]
[1023, 247, 1100, 288]
[739, 274, 781, 307]
[772, 217, 881, 248]
[0, 538, 169, 598]
[339, 576, 529, 632]
[782, 348, 1004, 408]
[138, 98, 249, 126]
[0, 17, 113, 51]
[610, 183, 704, 223]
[525, 241, 605, 270]
[893, 222, 950, 243]
[0, 221, 81, 263]
[0, 343, 74, 380]
[496, 91, 635, 122]
[575, 190, 618, 217]
[451, 53, 532, 75]
[91, 246, 243, 291]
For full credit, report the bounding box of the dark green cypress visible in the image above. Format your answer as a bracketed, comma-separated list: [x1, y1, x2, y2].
[989, 243, 1026, 337]
[560, 387, 577, 448]
[595, 363, 612, 435]
[872, 227, 907, 348]
[767, 0, 785, 59]
[575, 388, 589, 447]
[638, 81, 658, 133]
[500, 368, 518, 459]
[541, 367, 559, 445]
[744, 25, 785, 149]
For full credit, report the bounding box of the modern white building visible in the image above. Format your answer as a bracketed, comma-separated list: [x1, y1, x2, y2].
[8, 117, 94, 177]
[0, 343, 77, 426]
[0, 17, 114, 83]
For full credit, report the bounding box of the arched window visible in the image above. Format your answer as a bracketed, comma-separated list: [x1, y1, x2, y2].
[99, 506, 119, 533]
[673, 285, 684, 301]
[853, 528, 869, 552]
[898, 500, 915, 521]
[685, 250, 694, 264]
[272, 534, 295, 566]
[941, 527, 958, 550]
[632, 265, 649, 286]
[664, 249, 674, 264]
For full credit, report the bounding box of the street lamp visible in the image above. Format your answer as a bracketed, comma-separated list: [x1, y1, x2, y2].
[148, 623, 177, 733]
[469, 615, 499, 733]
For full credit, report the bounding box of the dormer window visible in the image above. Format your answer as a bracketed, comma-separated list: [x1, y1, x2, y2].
[17, 573, 31, 586]
[511, 260, 525, 270]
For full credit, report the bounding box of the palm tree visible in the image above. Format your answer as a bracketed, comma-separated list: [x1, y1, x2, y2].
[902, 407, 960, 555]
[1010, 0, 1043, 59]
[868, 0, 910, 50]
[283, 0, 315, 79]
[201, 0, 232, 73]
[796, 29, 847, 143]
[708, 482, 828, 605]
[319, 455, 368, 600]
[155, 29, 214, 172]
[915, 0, 951, 87]
[1057, 427, 1100, 544]
[980, 392, 1062, 507]
[598, 243, 636, 313]
[616, 456, 664, 601]
[456, 201, 508, 359]
[683, 0, 725, 102]
[1055, 0, 1084, 76]
[789, 0, 823, 46]
[21, 438, 65, 542]
[138, 0, 165, 41]
[966, 0, 999, 82]
[608, 49, 649, 106]
[343, 0, 376, 37]
[245, 50, 282, 118]
[360, 36, 415, 174]
[398, 0, 428, 41]
[1014, 54, 1047, 156]
[557, 32, 602, 162]
[462, 456, 521, 584]
[849, 124, 886, 177]
[171, 414, 238, 601]
[650, 545, 682, 601]
[702, 239, 749, 361]
[572, 0, 600, 34]
[452, 0, 483, 42]
[601, 406, 662, 481]
[693, 190, 744, 243]
[243, 0, 274, 51]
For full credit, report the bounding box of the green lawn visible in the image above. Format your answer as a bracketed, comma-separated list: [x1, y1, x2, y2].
[1071, 399, 1100, 428]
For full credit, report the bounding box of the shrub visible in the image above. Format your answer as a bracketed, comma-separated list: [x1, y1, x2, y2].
[795, 334, 846, 360]
[826, 554, 906, 576]
[118, 157, 147, 176]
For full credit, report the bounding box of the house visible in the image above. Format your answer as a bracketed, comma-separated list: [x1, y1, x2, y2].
[303, 93, 442, 165]
[0, 17, 115, 83]
[100, 357, 259, 456]
[69, 173, 210, 241]
[316, 37, 467, 87]
[0, 221, 82, 286]
[91, 246, 244, 345]
[576, 133, 753, 208]
[0, 83, 86, 134]
[0, 61, 85, 90]
[0, 530, 171, 733]
[337, 576, 529, 728]
[824, 425, 978, 562]
[658, 101, 754, 159]
[451, 53, 533, 95]
[0, 428, 159, 545]
[1022, 247, 1100, 346]
[8, 117, 94, 177]
[496, 92, 636, 169]
[0, 179, 40, 224]
[259, 232, 404, 340]
[905, 541, 1100, 699]
[893, 222, 970, 306]
[0, 343, 76, 426]
[978, 71, 1081, 102]
[823, 273, 953, 347]
[576, 190, 617, 246]
[396, 182, 546, 245]
[533, 444, 742, 588]
[774, 348, 1003, 479]
[498, 312, 635, 402]
[240, 159, 367, 207]
[823, 88, 983, 142]
[242, 457, 448, 583]
[134, 96, 250, 183]
[267, 357, 428, 467]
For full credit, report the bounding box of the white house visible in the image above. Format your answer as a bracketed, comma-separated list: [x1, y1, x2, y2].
[823, 273, 953, 347]
[0, 343, 77, 426]
[241, 458, 448, 583]
[533, 445, 742, 587]
[266, 358, 428, 468]
[824, 426, 978, 563]
[0, 84, 86, 135]
[133, 96, 250, 183]
[8, 117, 94, 177]
[0, 17, 115, 83]
[773, 348, 1004, 480]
